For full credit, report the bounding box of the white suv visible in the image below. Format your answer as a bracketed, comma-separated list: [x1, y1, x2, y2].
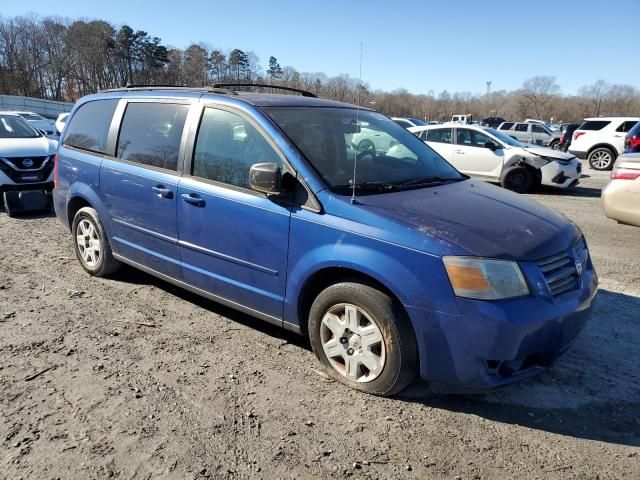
[569, 117, 639, 170]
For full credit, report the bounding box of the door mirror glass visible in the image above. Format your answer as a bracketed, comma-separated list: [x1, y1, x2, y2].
[249, 163, 281, 194]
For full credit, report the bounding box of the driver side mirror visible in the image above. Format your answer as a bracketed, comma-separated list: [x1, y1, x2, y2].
[484, 141, 499, 151]
[249, 163, 281, 194]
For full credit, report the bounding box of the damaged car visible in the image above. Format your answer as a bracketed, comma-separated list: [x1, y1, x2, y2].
[408, 124, 581, 193]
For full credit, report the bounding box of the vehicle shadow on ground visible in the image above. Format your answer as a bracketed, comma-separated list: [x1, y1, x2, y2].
[111, 265, 308, 348]
[534, 185, 602, 198]
[401, 289, 640, 447]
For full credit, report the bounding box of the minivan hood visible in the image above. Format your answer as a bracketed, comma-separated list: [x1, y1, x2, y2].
[358, 180, 578, 260]
[522, 145, 575, 161]
[0, 136, 57, 158]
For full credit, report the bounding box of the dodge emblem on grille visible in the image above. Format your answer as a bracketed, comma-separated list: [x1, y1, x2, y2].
[22, 158, 34, 168]
[574, 258, 583, 276]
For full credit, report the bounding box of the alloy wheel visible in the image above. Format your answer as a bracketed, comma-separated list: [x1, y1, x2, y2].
[76, 219, 101, 268]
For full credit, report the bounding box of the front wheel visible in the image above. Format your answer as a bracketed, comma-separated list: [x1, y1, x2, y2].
[501, 167, 533, 193]
[588, 147, 615, 171]
[72, 207, 121, 276]
[308, 280, 417, 396]
[549, 140, 560, 150]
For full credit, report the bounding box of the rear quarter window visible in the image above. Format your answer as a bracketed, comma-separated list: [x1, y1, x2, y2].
[578, 120, 611, 131]
[64, 99, 119, 154]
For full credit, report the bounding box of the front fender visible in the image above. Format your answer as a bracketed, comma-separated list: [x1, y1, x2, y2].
[283, 214, 460, 327]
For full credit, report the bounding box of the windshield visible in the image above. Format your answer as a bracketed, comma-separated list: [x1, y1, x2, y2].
[0, 115, 42, 139]
[19, 113, 45, 121]
[485, 128, 524, 147]
[264, 107, 464, 193]
[408, 118, 427, 126]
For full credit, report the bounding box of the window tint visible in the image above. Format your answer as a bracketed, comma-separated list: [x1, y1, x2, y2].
[579, 120, 611, 131]
[532, 124, 547, 134]
[616, 121, 638, 133]
[192, 108, 282, 189]
[64, 99, 118, 154]
[515, 123, 529, 132]
[116, 103, 189, 171]
[426, 128, 452, 144]
[394, 119, 412, 129]
[498, 122, 514, 130]
[456, 129, 491, 147]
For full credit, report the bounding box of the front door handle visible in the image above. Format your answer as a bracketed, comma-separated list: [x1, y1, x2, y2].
[181, 193, 205, 207]
[455, 150, 465, 154]
[152, 185, 173, 198]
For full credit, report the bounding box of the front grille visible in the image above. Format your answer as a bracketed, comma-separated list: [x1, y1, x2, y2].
[537, 237, 588, 297]
[0, 156, 53, 184]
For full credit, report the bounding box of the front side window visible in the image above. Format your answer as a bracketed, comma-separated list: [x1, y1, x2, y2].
[64, 99, 119, 154]
[264, 107, 464, 193]
[426, 128, 452, 144]
[515, 124, 529, 132]
[0, 115, 41, 139]
[532, 124, 548, 134]
[498, 122, 514, 130]
[116, 103, 189, 171]
[456, 129, 491, 148]
[192, 108, 283, 189]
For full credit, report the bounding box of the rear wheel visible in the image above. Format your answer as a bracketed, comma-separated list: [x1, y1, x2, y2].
[588, 147, 615, 171]
[72, 207, 121, 276]
[308, 280, 417, 396]
[501, 167, 533, 193]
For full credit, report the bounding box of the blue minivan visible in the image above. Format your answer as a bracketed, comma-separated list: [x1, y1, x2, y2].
[53, 85, 597, 395]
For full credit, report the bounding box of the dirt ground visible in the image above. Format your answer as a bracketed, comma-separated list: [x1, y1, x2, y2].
[1, 167, 639, 479]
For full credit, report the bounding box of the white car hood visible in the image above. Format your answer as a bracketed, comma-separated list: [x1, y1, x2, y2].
[521, 145, 575, 161]
[0, 136, 57, 158]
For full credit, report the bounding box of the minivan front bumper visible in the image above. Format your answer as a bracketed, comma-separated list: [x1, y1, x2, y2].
[406, 266, 597, 393]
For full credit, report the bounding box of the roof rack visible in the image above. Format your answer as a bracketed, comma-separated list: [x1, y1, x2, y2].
[212, 83, 317, 98]
[102, 84, 236, 95]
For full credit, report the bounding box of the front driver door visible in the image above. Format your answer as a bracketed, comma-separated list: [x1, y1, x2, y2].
[177, 105, 291, 321]
[452, 128, 504, 180]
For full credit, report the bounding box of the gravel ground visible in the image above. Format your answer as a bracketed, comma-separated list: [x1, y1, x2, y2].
[0, 166, 639, 479]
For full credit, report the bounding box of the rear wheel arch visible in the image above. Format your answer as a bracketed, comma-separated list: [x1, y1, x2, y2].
[67, 196, 92, 230]
[588, 143, 618, 157]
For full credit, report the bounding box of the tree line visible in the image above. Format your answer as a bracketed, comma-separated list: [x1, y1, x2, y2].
[1, 14, 639, 123]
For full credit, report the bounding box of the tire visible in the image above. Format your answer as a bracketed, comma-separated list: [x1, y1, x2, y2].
[308, 280, 417, 396]
[549, 140, 560, 150]
[588, 147, 616, 171]
[71, 206, 121, 277]
[2, 192, 14, 217]
[500, 167, 533, 193]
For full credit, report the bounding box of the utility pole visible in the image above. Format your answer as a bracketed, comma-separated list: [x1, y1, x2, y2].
[485, 81, 492, 117]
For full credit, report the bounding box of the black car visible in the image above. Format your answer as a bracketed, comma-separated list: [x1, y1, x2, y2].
[481, 116, 507, 129]
[559, 123, 581, 152]
[624, 121, 640, 153]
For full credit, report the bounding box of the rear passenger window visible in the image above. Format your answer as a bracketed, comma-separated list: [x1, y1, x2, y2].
[192, 108, 282, 189]
[64, 99, 118, 154]
[116, 103, 189, 171]
[579, 120, 611, 131]
[616, 121, 638, 133]
[515, 124, 529, 132]
[498, 122, 513, 130]
[426, 128, 452, 144]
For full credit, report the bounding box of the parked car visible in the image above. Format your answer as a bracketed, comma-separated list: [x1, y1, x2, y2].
[481, 116, 507, 129]
[55, 112, 70, 135]
[451, 114, 472, 124]
[391, 117, 427, 130]
[53, 85, 597, 396]
[350, 125, 397, 155]
[0, 113, 57, 215]
[2, 110, 56, 136]
[569, 117, 640, 170]
[558, 123, 581, 152]
[497, 121, 561, 149]
[408, 124, 581, 193]
[602, 153, 640, 226]
[623, 121, 640, 154]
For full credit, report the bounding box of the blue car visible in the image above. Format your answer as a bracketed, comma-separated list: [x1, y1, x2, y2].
[53, 85, 597, 395]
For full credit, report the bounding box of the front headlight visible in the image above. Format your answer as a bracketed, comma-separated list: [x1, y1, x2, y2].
[443, 257, 529, 300]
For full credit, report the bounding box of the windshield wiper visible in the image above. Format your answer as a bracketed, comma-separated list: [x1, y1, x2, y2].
[331, 181, 399, 193]
[397, 176, 465, 189]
